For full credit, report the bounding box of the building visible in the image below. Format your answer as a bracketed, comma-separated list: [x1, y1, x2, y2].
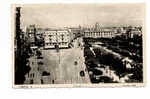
[44, 28, 70, 48]
[84, 28, 115, 38]
[36, 28, 45, 46]
[129, 28, 142, 38]
[36, 28, 44, 40]
[26, 25, 37, 48]
[83, 22, 115, 38]
[68, 26, 83, 41]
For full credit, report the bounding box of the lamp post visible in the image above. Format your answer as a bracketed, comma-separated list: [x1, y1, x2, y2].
[56, 30, 60, 64]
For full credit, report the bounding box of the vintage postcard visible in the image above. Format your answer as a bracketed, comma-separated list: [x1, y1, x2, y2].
[12, 3, 146, 88]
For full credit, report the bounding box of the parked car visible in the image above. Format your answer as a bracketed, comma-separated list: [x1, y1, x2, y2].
[80, 71, 85, 77]
[42, 71, 50, 76]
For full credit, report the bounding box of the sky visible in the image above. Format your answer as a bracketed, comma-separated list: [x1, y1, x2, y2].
[19, 3, 145, 31]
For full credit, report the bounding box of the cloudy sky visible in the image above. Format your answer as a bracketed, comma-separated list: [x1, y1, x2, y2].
[20, 3, 145, 30]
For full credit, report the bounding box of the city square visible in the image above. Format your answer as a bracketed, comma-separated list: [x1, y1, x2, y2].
[13, 4, 145, 86]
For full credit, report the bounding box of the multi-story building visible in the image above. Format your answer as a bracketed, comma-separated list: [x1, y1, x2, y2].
[44, 29, 70, 48]
[84, 28, 115, 38]
[26, 25, 37, 48]
[36, 28, 44, 46]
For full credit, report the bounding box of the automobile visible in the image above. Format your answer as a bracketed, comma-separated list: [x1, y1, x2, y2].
[91, 75, 114, 83]
[42, 71, 50, 76]
[88, 68, 103, 80]
[38, 61, 44, 65]
[92, 68, 103, 76]
[36, 50, 42, 56]
[80, 71, 85, 77]
[98, 76, 114, 83]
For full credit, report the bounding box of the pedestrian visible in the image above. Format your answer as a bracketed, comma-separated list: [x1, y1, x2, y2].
[41, 79, 43, 84]
[52, 80, 55, 84]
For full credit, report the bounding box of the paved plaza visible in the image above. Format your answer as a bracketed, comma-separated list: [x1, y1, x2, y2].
[25, 38, 90, 84]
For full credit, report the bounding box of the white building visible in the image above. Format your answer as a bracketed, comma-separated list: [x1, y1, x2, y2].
[44, 29, 70, 48]
[84, 28, 115, 38]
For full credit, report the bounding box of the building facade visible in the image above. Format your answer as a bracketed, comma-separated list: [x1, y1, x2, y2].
[68, 26, 83, 41]
[84, 28, 115, 38]
[44, 29, 70, 48]
[129, 28, 142, 38]
[26, 25, 37, 48]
